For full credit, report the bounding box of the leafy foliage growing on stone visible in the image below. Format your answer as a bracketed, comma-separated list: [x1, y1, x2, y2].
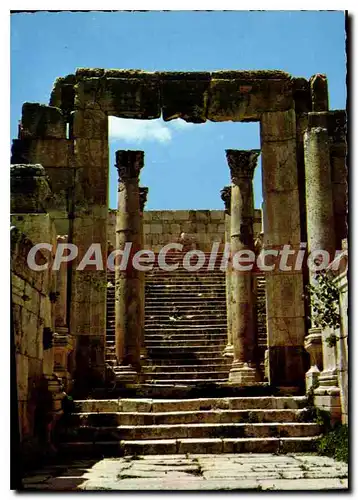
[306, 270, 340, 330]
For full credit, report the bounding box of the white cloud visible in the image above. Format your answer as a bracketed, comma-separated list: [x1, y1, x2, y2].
[109, 117, 172, 144]
[170, 119, 196, 130]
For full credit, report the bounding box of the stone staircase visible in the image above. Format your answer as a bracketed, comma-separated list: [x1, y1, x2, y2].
[65, 250, 321, 457]
[58, 396, 321, 456]
[142, 252, 231, 385]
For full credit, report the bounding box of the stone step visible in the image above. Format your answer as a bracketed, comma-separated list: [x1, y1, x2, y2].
[143, 333, 227, 342]
[145, 317, 227, 324]
[147, 350, 227, 359]
[61, 422, 320, 442]
[74, 397, 307, 413]
[144, 303, 227, 310]
[142, 364, 231, 373]
[146, 284, 226, 289]
[59, 436, 318, 456]
[143, 371, 229, 381]
[145, 326, 227, 333]
[68, 408, 310, 426]
[144, 340, 227, 348]
[145, 312, 227, 320]
[141, 378, 229, 385]
[144, 357, 231, 366]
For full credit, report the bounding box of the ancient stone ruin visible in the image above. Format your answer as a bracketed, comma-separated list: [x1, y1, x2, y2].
[11, 68, 348, 466]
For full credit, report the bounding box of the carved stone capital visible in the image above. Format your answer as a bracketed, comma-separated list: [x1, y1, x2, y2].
[220, 186, 231, 214]
[225, 149, 260, 182]
[139, 187, 149, 212]
[115, 150, 144, 180]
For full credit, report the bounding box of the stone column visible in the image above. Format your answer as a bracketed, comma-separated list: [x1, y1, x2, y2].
[226, 150, 260, 385]
[53, 235, 74, 392]
[139, 187, 149, 360]
[220, 186, 233, 358]
[328, 111, 347, 250]
[114, 150, 144, 379]
[260, 109, 307, 389]
[303, 113, 336, 390]
[70, 79, 109, 391]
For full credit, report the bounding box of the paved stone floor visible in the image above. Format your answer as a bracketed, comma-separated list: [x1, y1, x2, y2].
[21, 453, 348, 491]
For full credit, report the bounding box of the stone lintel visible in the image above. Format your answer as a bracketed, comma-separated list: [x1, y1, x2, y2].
[115, 150, 144, 180]
[226, 149, 260, 180]
[139, 187, 149, 212]
[220, 186, 231, 214]
[160, 74, 210, 123]
[211, 70, 290, 80]
[20, 103, 66, 139]
[310, 74, 329, 112]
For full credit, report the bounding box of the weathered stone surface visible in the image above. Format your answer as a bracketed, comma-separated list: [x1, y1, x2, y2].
[11, 138, 71, 168]
[20, 103, 66, 139]
[260, 109, 306, 388]
[105, 77, 161, 119]
[208, 78, 293, 122]
[49, 74, 76, 117]
[304, 119, 336, 259]
[292, 77, 311, 114]
[72, 109, 108, 139]
[11, 164, 52, 213]
[310, 74, 329, 111]
[160, 72, 210, 123]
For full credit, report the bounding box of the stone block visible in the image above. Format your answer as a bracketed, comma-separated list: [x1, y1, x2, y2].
[72, 109, 108, 139]
[210, 210, 225, 221]
[267, 316, 306, 347]
[160, 72, 210, 123]
[208, 78, 293, 122]
[261, 141, 297, 193]
[150, 224, 163, 235]
[174, 211, 190, 220]
[11, 164, 52, 214]
[310, 74, 329, 112]
[44, 167, 75, 213]
[195, 210, 210, 222]
[260, 109, 296, 142]
[208, 223, 218, 233]
[20, 103, 66, 139]
[265, 273, 305, 321]
[49, 75, 76, 118]
[104, 77, 161, 119]
[73, 168, 108, 209]
[263, 191, 301, 245]
[16, 353, 29, 401]
[12, 138, 71, 169]
[73, 139, 109, 168]
[170, 223, 181, 234]
[143, 224, 151, 234]
[74, 334, 105, 388]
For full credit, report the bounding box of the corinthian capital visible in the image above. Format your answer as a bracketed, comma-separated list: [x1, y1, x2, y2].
[115, 150, 144, 180]
[139, 187, 149, 212]
[225, 149, 260, 182]
[220, 186, 231, 214]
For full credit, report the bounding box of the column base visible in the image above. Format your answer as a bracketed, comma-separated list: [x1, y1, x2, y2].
[305, 365, 320, 393]
[223, 344, 234, 358]
[304, 327, 323, 371]
[228, 362, 260, 386]
[113, 365, 138, 384]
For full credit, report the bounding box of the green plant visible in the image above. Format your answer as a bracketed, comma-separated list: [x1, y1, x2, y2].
[326, 334, 338, 348]
[305, 270, 340, 330]
[317, 424, 349, 463]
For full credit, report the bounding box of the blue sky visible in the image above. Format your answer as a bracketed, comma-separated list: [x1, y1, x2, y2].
[10, 10, 346, 209]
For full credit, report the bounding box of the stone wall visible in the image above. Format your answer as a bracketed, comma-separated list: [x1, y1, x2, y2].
[11, 227, 55, 457]
[108, 209, 262, 253]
